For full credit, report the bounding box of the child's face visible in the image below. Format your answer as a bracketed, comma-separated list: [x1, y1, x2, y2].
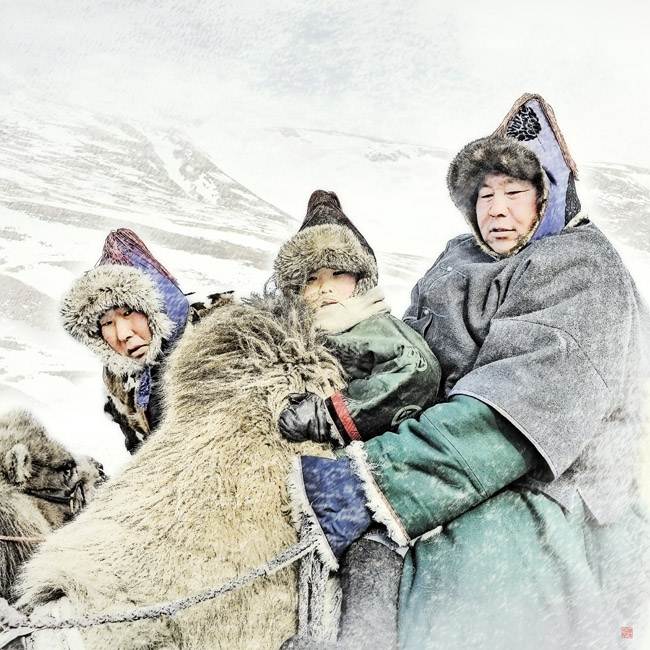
[303, 267, 357, 310]
[99, 306, 152, 363]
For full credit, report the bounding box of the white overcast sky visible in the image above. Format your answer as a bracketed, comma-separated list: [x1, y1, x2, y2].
[1, 0, 649, 167]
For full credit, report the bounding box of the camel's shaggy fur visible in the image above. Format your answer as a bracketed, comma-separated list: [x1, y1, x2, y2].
[0, 409, 105, 603]
[16, 294, 345, 649]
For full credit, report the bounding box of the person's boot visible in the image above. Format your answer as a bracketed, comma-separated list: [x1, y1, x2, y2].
[335, 537, 403, 650]
[280, 537, 403, 650]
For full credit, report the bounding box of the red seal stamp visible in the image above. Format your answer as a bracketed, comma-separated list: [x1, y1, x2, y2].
[621, 627, 633, 639]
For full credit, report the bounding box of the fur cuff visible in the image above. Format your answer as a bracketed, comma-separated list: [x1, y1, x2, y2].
[287, 456, 339, 571]
[345, 442, 410, 547]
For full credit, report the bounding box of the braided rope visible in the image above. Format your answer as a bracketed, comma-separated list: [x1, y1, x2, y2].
[292, 518, 332, 644]
[2, 535, 318, 633]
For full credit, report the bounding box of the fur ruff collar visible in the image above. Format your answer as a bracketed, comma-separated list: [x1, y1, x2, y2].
[313, 286, 390, 334]
[60, 265, 175, 377]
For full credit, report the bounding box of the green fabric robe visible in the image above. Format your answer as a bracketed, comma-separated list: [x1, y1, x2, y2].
[346, 221, 650, 649]
[355, 395, 650, 650]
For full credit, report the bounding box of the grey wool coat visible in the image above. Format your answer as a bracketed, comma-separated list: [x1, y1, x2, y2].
[404, 217, 650, 524]
[338, 102, 650, 648]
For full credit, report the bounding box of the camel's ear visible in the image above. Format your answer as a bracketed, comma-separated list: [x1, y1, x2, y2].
[4, 443, 32, 485]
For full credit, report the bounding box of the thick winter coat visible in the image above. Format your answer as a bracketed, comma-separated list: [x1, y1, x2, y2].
[403, 221, 649, 523]
[61, 229, 230, 453]
[322, 307, 439, 442]
[273, 190, 440, 443]
[337, 96, 650, 649]
[99, 292, 232, 452]
[355, 219, 650, 646]
[15, 294, 345, 649]
[60, 257, 185, 453]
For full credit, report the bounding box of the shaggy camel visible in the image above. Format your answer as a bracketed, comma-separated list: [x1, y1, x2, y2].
[13, 294, 344, 649]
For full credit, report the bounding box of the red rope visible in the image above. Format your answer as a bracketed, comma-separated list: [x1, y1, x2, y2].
[330, 392, 362, 441]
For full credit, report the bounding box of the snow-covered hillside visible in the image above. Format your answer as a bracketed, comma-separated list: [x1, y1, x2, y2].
[581, 162, 650, 291]
[0, 96, 297, 472]
[1, 94, 649, 474]
[193, 121, 650, 300]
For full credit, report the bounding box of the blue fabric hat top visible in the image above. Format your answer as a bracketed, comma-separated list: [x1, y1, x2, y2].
[120, 243, 189, 345]
[493, 94, 581, 243]
[99, 229, 189, 348]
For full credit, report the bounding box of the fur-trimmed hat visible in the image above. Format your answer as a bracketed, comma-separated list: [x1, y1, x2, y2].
[273, 190, 378, 296]
[60, 230, 188, 377]
[447, 136, 549, 257]
[60, 265, 175, 377]
[448, 94, 582, 258]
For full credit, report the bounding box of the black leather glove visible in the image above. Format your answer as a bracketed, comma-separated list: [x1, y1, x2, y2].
[278, 392, 333, 443]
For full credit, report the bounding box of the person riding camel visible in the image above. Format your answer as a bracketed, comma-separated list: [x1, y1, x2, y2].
[273, 190, 441, 650]
[60, 228, 230, 453]
[285, 96, 650, 650]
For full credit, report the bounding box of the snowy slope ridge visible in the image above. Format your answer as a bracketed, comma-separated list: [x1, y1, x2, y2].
[0, 97, 299, 470]
[198, 122, 650, 289]
[581, 162, 650, 248]
[1, 96, 649, 474]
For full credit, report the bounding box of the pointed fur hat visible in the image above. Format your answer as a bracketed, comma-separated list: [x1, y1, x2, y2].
[447, 94, 581, 258]
[60, 230, 188, 377]
[273, 190, 378, 296]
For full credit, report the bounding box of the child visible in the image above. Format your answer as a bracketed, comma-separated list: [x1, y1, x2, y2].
[273, 190, 441, 650]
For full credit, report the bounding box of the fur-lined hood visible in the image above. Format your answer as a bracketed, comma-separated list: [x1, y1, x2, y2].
[60, 265, 175, 376]
[447, 94, 582, 259]
[273, 190, 378, 296]
[447, 136, 550, 258]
